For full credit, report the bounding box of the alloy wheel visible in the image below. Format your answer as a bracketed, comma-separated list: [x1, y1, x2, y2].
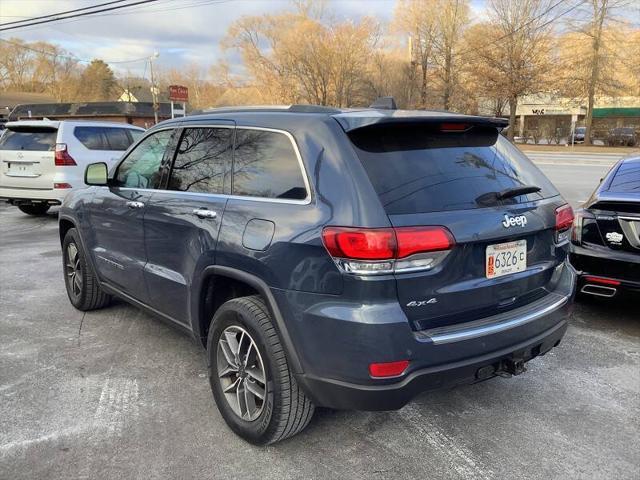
[216, 325, 267, 421]
[65, 243, 83, 297]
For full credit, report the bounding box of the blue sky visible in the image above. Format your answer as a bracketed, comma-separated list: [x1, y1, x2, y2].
[0, 0, 488, 76]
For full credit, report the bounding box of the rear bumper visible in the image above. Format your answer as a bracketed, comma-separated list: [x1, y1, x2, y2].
[570, 245, 640, 294]
[296, 319, 567, 410]
[276, 261, 575, 410]
[0, 186, 66, 204]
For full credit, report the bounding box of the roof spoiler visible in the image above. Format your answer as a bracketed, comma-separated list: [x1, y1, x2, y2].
[333, 113, 509, 132]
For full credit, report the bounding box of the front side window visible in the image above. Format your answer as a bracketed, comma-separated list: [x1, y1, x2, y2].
[232, 129, 307, 200]
[168, 127, 232, 193]
[114, 129, 173, 189]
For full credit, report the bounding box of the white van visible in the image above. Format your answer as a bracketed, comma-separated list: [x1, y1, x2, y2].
[0, 120, 144, 215]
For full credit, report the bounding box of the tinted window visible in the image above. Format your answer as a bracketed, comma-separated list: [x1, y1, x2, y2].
[0, 128, 57, 151]
[104, 128, 134, 150]
[349, 124, 558, 214]
[168, 127, 232, 193]
[233, 129, 307, 200]
[74, 127, 106, 150]
[75, 126, 137, 151]
[130, 129, 144, 142]
[115, 130, 173, 189]
[607, 161, 640, 193]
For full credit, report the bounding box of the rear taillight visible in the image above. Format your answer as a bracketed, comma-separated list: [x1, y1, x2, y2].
[555, 204, 574, 244]
[571, 211, 584, 244]
[54, 143, 76, 166]
[322, 226, 455, 275]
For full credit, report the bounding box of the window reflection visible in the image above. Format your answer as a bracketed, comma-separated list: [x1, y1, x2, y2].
[169, 128, 232, 194]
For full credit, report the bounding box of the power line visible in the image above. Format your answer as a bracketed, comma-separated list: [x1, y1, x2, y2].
[0, 0, 130, 27]
[0, 0, 162, 32]
[8, 0, 231, 33]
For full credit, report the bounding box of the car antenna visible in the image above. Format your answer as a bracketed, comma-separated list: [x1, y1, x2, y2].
[369, 96, 397, 110]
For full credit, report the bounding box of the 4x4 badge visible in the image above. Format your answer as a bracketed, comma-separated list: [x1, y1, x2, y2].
[407, 298, 437, 307]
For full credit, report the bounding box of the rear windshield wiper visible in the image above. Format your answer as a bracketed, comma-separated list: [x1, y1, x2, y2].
[496, 185, 541, 200]
[475, 185, 541, 206]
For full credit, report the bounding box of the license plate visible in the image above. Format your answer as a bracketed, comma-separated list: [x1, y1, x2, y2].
[486, 240, 527, 279]
[8, 162, 34, 176]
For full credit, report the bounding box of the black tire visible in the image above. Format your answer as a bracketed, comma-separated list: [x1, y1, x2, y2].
[207, 295, 314, 445]
[18, 204, 50, 216]
[62, 228, 111, 311]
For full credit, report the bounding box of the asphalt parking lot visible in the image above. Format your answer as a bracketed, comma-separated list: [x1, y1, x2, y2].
[1, 154, 639, 479]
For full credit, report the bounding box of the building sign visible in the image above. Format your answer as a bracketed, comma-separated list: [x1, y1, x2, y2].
[168, 85, 189, 103]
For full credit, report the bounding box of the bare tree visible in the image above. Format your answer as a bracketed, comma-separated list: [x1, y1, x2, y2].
[467, 0, 556, 139]
[565, 0, 629, 144]
[433, 0, 470, 110]
[393, 0, 439, 108]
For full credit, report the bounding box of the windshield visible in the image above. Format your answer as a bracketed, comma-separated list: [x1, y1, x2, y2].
[349, 123, 559, 214]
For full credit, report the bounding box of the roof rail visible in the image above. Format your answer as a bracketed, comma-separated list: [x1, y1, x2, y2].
[192, 104, 342, 115]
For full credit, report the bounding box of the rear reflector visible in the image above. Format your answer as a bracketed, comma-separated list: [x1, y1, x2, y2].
[584, 276, 620, 286]
[54, 143, 77, 166]
[54, 182, 72, 189]
[369, 360, 409, 378]
[555, 204, 574, 231]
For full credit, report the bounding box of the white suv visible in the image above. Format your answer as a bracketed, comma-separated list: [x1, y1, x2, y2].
[0, 119, 144, 215]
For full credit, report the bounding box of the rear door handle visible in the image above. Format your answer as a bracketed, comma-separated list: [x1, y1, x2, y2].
[126, 201, 145, 209]
[192, 208, 217, 219]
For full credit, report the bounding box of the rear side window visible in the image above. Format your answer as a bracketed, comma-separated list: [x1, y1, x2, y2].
[104, 128, 134, 150]
[0, 129, 57, 151]
[607, 161, 640, 193]
[74, 126, 138, 151]
[232, 129, 307, 200]
[349, 124, 558, 214]
[168, 127, 232, 193]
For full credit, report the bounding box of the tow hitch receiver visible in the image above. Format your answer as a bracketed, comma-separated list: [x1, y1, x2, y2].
[502, 358, 526, 376]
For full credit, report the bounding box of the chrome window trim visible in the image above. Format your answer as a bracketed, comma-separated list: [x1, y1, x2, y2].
[231, 126, 311, 205]
[112, 124, 312, 206]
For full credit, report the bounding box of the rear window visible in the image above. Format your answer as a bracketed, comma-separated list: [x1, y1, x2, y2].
[607, 161, 640, 193]
[349, 124, 559, 214]
[0, 128, 57, 151]
[74, 126, 138, 151]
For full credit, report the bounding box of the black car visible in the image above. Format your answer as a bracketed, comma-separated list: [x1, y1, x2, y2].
[606, 127, 637, 147]
[571, 156, 640, 296]
[571, 126, 586, 144]
[59, 103, 576, 444]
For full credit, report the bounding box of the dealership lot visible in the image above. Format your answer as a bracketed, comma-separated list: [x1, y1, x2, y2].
[1, 155, 639, 479]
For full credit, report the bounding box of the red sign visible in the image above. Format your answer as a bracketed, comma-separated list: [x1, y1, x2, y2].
[168, 85, 189, 102]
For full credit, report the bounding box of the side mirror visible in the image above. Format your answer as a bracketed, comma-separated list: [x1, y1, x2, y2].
[85, 162, 108, 186]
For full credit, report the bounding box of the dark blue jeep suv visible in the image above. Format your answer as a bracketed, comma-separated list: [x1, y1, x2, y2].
[59, 105, 576, 444]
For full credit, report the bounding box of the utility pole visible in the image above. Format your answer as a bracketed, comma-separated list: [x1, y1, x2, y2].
[149, 51, 160, 124]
